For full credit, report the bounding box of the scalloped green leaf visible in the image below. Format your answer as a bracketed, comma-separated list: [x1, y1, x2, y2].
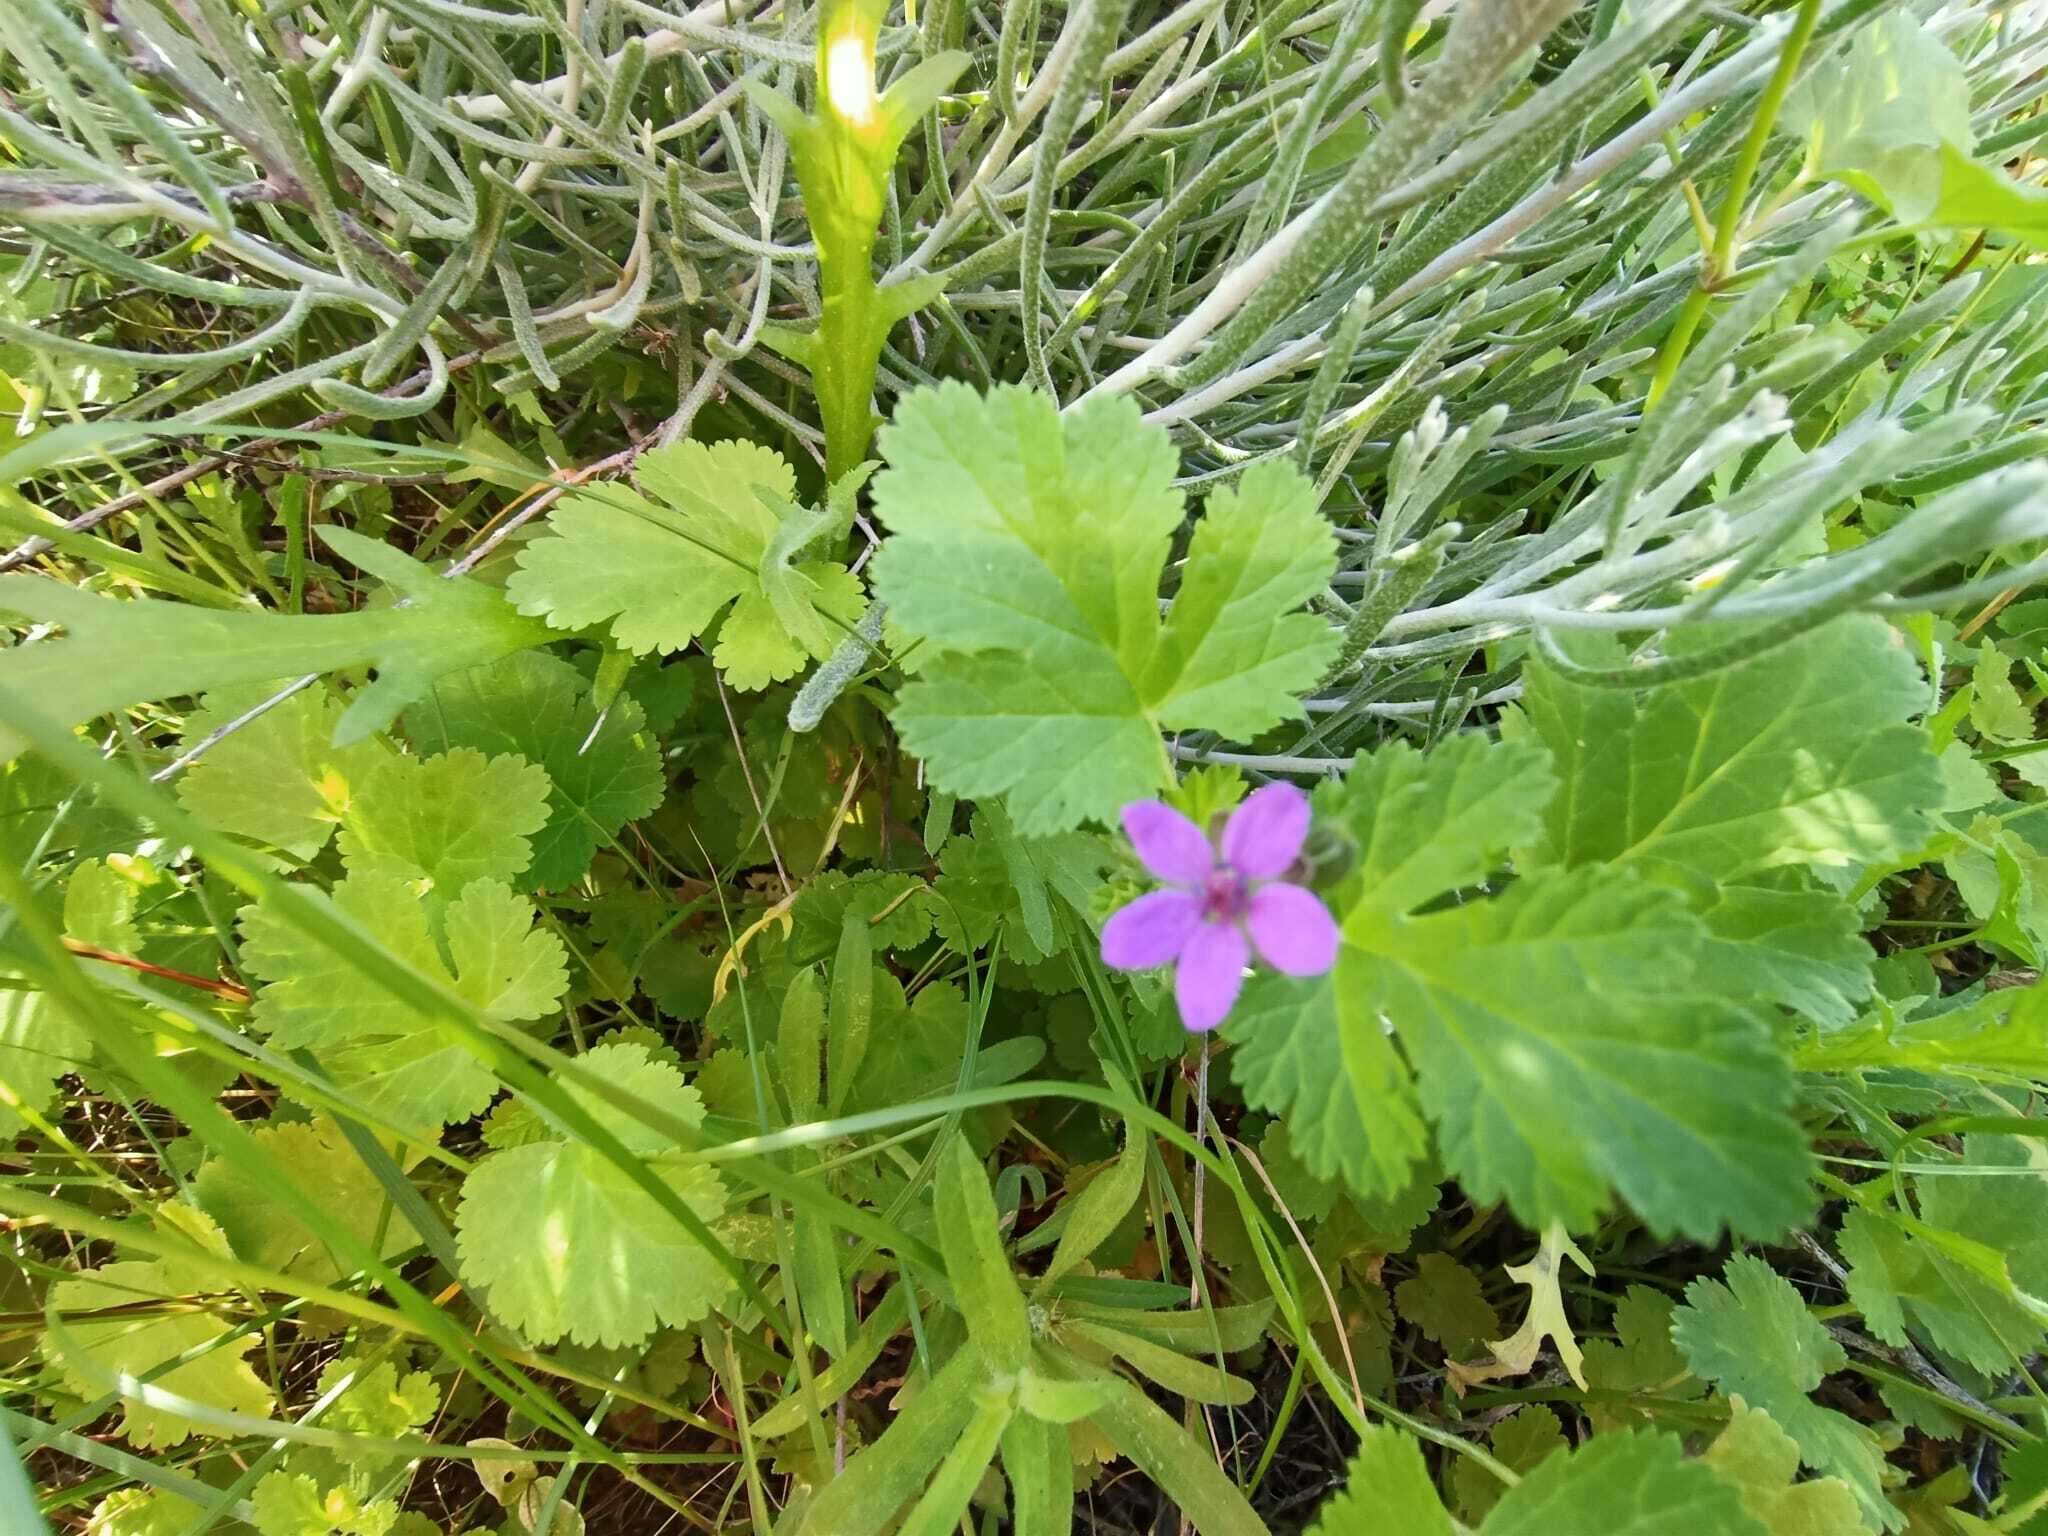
[504, 440, 864, 689]
[82, 1489, 204, 1536]
[249, 1471, 399, 1536]
[316, 1354, 438, 1451]
[239, 874, 567, 1127]
[338, 747, 550, 897]
[1395, 1252, 1498, 1353]
[1581, 1285, 1703, 1432]
[1312, 1426, 1770, 1536]
[47, 1212, 275, 1450]
[1704, 1397, 1866, 1536]
[454, 1042, 731, 1347]
[405, 651, 666, 890]
[1482, 1430, 1770, 1536]
[1675, 1255, 1898, 1532]
[174, 685, 384, 859]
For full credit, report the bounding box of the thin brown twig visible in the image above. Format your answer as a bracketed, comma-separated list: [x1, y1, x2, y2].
[1940, 230, 1989, 285]
[60, 936, 250, 1002]
[1958, 585, 2023, 642]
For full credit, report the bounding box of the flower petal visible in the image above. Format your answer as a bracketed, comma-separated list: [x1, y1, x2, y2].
[1121, 801, 1215, 885]
[1100, 890, 1201, 971]
[1174, 922, 1249, 1033]
[1245, 882, 1340, 977]
[1220, 782, 1310, 879]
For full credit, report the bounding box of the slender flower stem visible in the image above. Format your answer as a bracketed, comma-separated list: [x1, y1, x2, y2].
[1189, 1036, 1210, 1310]
[1647, 0, 1823, 407]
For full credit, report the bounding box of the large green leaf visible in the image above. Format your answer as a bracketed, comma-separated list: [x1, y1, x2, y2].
[1523, 618, 1939, 883]
[1321, 733, 1558, 924]
[1805, 981, 2048, 1076]
[0, 977, 88, 1136]
[1844, 1134, 2048, 1378]
[870, 383, 1337, 832]
[1242, 729, 1811, 1235]
[1692, 876, 1874, 1029]
[1919, 1131, 2048, 1314]
[192, 1118, 420, 1284]
[63, 868, 166, 958]
[1782, 11, 1971, 225]
[1225, 972, 1429, 1203]
[1305, 1427, 1453, 1536]
[1343, 866, 1811, 1240]
[1782, 11, 2048, 248]
[1308, 1426, 1770, 1536]
[1227, 734, 1554, 1200]
[1923, 145, 2048, 249]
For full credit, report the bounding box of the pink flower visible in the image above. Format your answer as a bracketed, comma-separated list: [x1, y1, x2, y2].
[1100, 782, 1339, 1033]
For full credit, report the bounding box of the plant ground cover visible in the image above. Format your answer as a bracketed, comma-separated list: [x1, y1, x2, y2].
[9, 0, 2048, 1531]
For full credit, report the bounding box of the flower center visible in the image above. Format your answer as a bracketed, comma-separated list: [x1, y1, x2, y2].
[1200, 867, 1248, 924]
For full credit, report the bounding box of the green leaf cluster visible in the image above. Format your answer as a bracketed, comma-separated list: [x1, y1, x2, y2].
[1234, 616, 1940, 1243]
